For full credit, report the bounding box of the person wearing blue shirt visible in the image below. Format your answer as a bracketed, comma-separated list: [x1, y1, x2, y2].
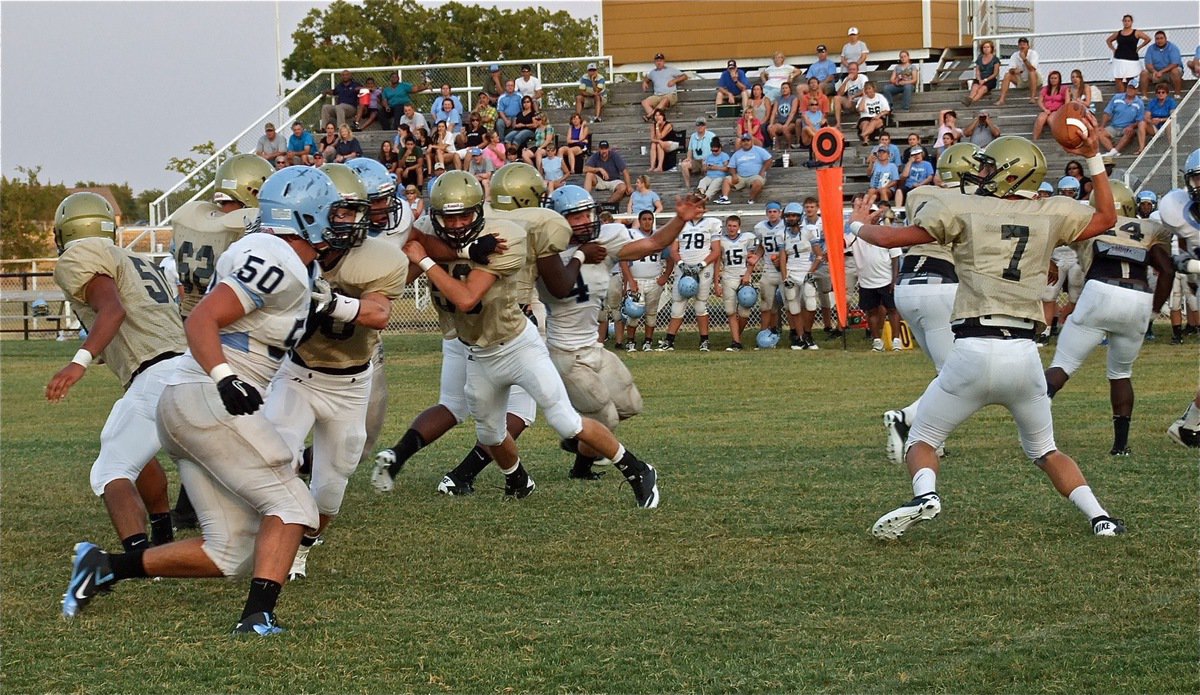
[286, 122, 317, 165]
[381, 72, 428, 129]
[896, 147, 933, 207]
[717, 59, 751, 111]
[682, 118, 718, 189]
[726, 134, 775, 204]
[806, 45, 840, 96]
[1145, 84, 1178, 139]
[1102, 82, 1147, 155]
[321, 70, 361, 130]
[868, 147, 900, 203]
[1140, 30, 1184, 98]
[495, 80, 523, 141]
[698, 138, 732, 202]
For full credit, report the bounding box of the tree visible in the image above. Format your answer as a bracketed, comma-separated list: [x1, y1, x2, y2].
[0, 167, 68, 259]
[282, 0, 597, 81]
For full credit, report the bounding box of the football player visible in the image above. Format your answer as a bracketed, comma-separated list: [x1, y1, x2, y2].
[597, 211, 636, 346]
[780, 200, 826, 350]
[854, 131, 1128, 539]
[713, 215, 758, 351]
[1159, 148, 1200, 447]
[46, 193, 185, 552]
[1044, 182, 1174, 456]
[404, 172, 661, 507]
[1038, 177, 1087, 344]
[61, 166, 362, 635]
[657, 213, 722, 351]
[752, 202, 786, 340]
[168, 153, 271, 527]
[882, 143, 976, 464]
[623, 210, 672, 352]
[545, 185, 705, 478]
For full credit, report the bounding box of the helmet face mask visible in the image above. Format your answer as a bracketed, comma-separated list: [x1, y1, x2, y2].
[319, 163, 371, 249]
[491, 163, 547, 210]
[346, 158, 401, 232]
[54, 192, 116, 254]
[255, 166, 347, 249]
[549, 185, 600, 244]
[964, 136, 1046, 199]
[1184, 148, 1200, 206]
[430, 171, 486, 248]
[213, 154, 273, 208]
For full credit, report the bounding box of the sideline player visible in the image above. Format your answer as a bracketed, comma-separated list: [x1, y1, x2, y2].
[47, 193, 184, 552]
[1158, 148, 1200, 446]
[713, 214, 758, 351]
[622, 211, 672, 351]
[780, 200, 825, 350]
[404, 172, 661, 507]
[657, 213, 722, 351]
[61, 166, 363, 634]
[854, 132, 1127, 539]
[1044, 182, 1174, 456]
[752, 201, 786, 340]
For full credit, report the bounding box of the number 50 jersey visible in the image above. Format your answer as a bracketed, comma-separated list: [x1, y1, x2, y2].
[54, 237, 186, 387]
[171, 200, 257, 317]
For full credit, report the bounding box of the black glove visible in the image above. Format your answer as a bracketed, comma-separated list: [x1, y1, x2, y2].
[466, 234, 500, 265]
[216, 375, 264, 416]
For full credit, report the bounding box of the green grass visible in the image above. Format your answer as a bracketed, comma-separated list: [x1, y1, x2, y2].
[2, 330, 1197, 693]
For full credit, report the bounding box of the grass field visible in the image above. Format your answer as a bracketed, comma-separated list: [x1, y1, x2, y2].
[2, 330, 1197, 693]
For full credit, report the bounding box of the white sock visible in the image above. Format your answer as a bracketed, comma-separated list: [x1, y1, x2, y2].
[901, 400, 920, 425]
[911, 468, 937, 498]
[1068, 485, 1107, 520]
[1183, 402, 1200, 429]
[613, 444, 626, 462]
[499, 459, 520, 476]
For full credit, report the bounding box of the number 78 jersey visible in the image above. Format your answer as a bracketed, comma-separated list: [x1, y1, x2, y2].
[54, 237, 186, 387]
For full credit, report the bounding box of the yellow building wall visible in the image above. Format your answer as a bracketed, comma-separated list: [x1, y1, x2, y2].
[603, 0, 964, 64]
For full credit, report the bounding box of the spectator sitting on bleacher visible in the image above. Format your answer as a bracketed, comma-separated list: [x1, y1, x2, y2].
[768, 81, 799, 151]
[995, 37, 1040, 106]
[1144, 84, 1178, 138]
[456, 114, 489, 160]
[272, 155, 288, 171]
[1100, 81, 1146, 155]
[641, 53, 687, 122]
[313, 151, 327, 167]
[717, 59, 751, 111]
[515, 65, 544, 105]
[1032, 70, 1068, 140]
[577, 63, 606, 122]
[867, 146, 900, 204]
[521, 114, 556, 166]
[379, 140, 399, 176]
[473, 92, 498, 133]
[963, 40, 1001, 106]
[496, 80, 522, 140]
[805, 45, 840, 97]
[317, 122, 340, 160]
[1189, 45, 1200, 77]
[1063, 160, 1093, 198]
[334, 125, 363, 163]
[1067, 68, 1091, 105]
[900, 132, 934, 164]
[883, 50, 918, 111]
[798, 94, 828, 154]
[833, 62, 867, 127]
[936, 109, 963, 145]
[629, 175, 664, 215]
[560, 113, 591, 174]
[698, 137, 732, 202]
[503, 96, 538, 150]
[963, 109, 1000, 147]
[482, 131, 506, 169]
[1141, 30, 1184, 99]
[841, 27, 870, 72]
[727, 134, 774, 205]
[856, 82, 890, 145]
[935, 130, 959, 158]
[736, 107, 765, 148]
[255, 123, 287, 163]
[287, 122, 316, 165]
[583, 141, 632, 206]
[800, 77, 831, 115]
[875, 132, 902, 162]
[435, 97, 463, 137]
[539, 140, 569, 193]
[435, 83, 464, 116]
[397, 138, 423, 189]
[895, 146, 934, 207]
[396, 103, 428, 135]
[404, 184, 425, 219]
[465, 148, 495, 196]
[355, 77, 383, 131]
[382, 71, 429, 130]
[760, 52, 802, 103]
[321, 70, 360, 130]
[427, 121, 458, 172]
[648, 109, 679, 173]
[681, 117, 716, 189]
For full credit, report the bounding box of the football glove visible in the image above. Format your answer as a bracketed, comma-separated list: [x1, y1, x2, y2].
[216, 374, 263, 416]
[311, 277, 334, 315]
[461, 234, 500, 265]
[783, 278, 797, 289]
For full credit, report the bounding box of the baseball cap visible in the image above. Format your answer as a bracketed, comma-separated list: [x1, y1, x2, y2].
[654, 53, 665, 60]
[313, 151, 325, 159]
[874, 145, 890, 155]
[848, 27, 859, 35]
[816, 44, 827, 52]
[765, 201, 782, 211]
[470, 148, 482, 156]
[909, 147, 924, 155]
[740, 133, 752, 140]
[265, 123, 275, 131]
[695, 117, 707, 125]
[598, 140, 610, 148]
[587, 62, 597, 70]
[488, 63, 500, 72]
[727, 59, 737, 68]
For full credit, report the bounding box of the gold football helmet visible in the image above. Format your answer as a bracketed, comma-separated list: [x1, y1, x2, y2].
[969, 136, 1047, 199]
[54, 192, 116, 254]
[430, 171, 486, 248]
[490, 162, 547, 210]
[213, 154, 272, 208]
[317, 163, 370, 248]
[936, 142, 982, 190]
[1089, 180, 1137, 218]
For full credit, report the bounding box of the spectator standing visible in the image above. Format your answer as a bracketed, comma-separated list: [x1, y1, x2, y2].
[514, 65, 544, 105]
[760, 52, 802, 103]
[1141, 30, 1185, 98]
[321, 70, 360, 129]
[576, 63, 607, 122]
[286, 121, 316, 165]
[1100, 82, 1147, 155]
[856, 82, 890, 145]
[381, 71, 429, 130]
[648, 109, 678, 173]
[485, 64, 504, 98]
[560, 113, 591, 174]
[833, 62, 868, 127]
[698, 138, 732, 203]
[963, 109, 1001, 147]
[503, 96, 538, 150]
[964, 40, 1001, 106]
[355, 77, 383, 130]
[681, 117, 717, 189]
[996, 37, 1040, 105]
[255, 123, 287, 163]
[806, 45, 839, 96]
[736, 107, 765, 148]
[333, 124, 362, 163]
[727, 134, 774, 204]
[841, 27, 871, 71]
[883, 50, 918, 111]
[1032, 70, 1068, 140]
[1106, 14, 1152, 93]
[848, 218, 902, 352]
[1144, 85, 1178, 138]
[717, 59, 752, 111]
[495, 80, 522, 140]
[583, 141, 632, 206]
[768, 82, 799, 151]
[896, 147, 933, 207]
[628, 175, 663, 215]
[867, 146, 900, 203]
[641, 53, 687, 121]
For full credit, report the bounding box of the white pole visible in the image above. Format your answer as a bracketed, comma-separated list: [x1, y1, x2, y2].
[275, 0, 284, 124]
[922, 0, 932, 48]
[596, 5, 604, 60]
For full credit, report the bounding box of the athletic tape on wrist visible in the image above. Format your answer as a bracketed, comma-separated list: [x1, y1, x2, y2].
[70, 348, 93, 369]
[1085, 155, 1106, 177]
[849, 221, 864, 235]
[573, 250, 587, 265]
[209, 363, 234, 382]
[329, 295, 361, 323]
[418, 257, 436, 273]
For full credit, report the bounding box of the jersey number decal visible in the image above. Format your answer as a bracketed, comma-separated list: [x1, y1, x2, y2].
[176, 241, 216, 294]
[566, 274, 591, 304]
[129, 256, 173, 304]
[235, 255, 285, 294]
[682, 231, 707, 251]
[724, 248, 744, 267]
[1000, 224, 1030, 281]
[1115, 221, 1145, 241]
[430, 264, 483, 314]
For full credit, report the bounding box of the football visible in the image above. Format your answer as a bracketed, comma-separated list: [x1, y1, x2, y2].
[1052, 101, 1091, 150]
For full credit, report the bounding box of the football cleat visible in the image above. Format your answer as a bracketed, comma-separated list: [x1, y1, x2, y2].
[232, 611, 285, 636]
[641, 340, 653, 352]
[503, 469, 536, 499]
[872, 493, 941, 540]
[62, 541, 114, 619]
[892, 337, 903, 351]
[288, 542, 313, 581]
[655, 340, 674, 352]
[626, 464, 660, 509]
[1109, 446, 1131, 457]
[625, 340, 636, 352]
[436, 473, 476, 496]
[699, 339, 710, 352]
[1167, 419, 1200, 448]
[370, 449, 398, 492]
[883, 410, 910, 465]
[726, 342, 742, 352]
[1091, 515, 1127, 536]
[804, 338, 820, 350]
[871, 338, 884, 352]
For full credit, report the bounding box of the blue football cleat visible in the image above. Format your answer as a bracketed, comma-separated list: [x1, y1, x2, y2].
[62, 541, 114, 619]
[232, 611, 285, 636]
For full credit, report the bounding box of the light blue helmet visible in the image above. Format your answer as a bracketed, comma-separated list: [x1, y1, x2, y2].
[783, 202, 803, 217]
[676, 275, 699, 299]
[1038, 182, 1054, 195]
[346, 158, 401, 232]
[1056, 176, 1080, 197]
[736, 285, 759, 309]
[1184, 148, 1200, 205]
[755, 330, 780, 349]
[549, 184, 599, 243]
[622, 293, 647, 319]
[1136, 190, 1158, 204]
[255, 166, 352, 248]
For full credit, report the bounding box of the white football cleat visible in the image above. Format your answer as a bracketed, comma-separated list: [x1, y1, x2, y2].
[370, 450, 397, 492]
[1091, 515, 1127, 536]
[872, 493, 941, 540]
[883, 410, 909, 465]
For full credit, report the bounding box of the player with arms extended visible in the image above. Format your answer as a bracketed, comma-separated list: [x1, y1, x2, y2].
[1157, 149, 1200, 447]
[853, 127, 1127, 539]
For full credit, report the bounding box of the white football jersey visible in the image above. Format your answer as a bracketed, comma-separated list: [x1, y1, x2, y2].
[1159, 189, 1200, 250]
[676, 217, 721, 265]
[627, 228, 665, 279]
[169, 233, 316, 389]
[539, 223, 633, 350]
[599, 222, 627, 276]
[754, 218, 786, 277]
[719, 231, 758, 278]
[784, 219, 821, 277]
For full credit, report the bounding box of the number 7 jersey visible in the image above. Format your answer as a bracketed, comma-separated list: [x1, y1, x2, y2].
[54, 237, 186, 387]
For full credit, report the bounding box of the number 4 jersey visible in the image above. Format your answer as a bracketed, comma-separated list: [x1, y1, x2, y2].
[54, 237, 186, 387]
[539, 222, 635, 350]
[172, 200, 257, 317]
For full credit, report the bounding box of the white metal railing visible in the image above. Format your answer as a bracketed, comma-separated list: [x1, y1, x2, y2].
[1125, 80, 1200, 194]
[149, 56, 612, 226]
[971, 0, 1034, 39]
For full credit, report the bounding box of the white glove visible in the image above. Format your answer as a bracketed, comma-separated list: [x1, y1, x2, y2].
[311, 277, 334, 315]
